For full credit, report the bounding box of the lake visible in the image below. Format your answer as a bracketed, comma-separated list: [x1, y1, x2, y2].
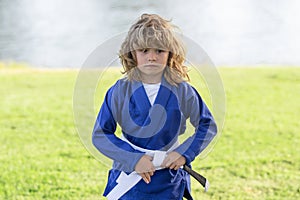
[0, 0, 299, 67]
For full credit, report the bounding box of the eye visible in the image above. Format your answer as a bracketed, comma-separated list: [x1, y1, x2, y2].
[136, 48, 148, 53]
[142, 48, 148, 53]
[156, 49, 165, 53]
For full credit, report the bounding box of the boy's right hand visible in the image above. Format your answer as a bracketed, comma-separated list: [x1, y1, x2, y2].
[135, 155, 155, 184]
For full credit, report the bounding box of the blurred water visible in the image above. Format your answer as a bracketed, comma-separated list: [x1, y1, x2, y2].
[0, 0, 299, 67]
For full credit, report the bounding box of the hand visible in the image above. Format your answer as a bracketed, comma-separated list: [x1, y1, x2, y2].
[135, 155, 155, 184]
[161, 151, 186, 170]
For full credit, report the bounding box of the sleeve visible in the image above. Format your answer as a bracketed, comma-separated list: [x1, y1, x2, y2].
[174, 86, 218, 165]
[92, 84, 145, 172]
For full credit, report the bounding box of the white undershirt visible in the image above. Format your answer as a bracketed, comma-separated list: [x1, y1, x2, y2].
[143, 83, 161, 105]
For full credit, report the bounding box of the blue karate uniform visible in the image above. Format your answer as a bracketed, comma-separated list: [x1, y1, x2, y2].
[92, 77, 217, 200]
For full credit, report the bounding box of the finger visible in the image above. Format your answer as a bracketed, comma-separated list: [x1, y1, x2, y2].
[165, 162, 171, 168]
[140, 173, 148, 184]
[144, 155, 153, 161]
[169, 163, 177, 170]
[144, 168, 154, 175]
[145, 172, 151, 182]
[141, 173, 150, 184]
[161, 158, 168, 167]
[165, 159, 173, 168]
[174, 164, 180, 170]
[151, 164, 156, 172]
[147, 164, 156, 174]
[149, 170, 154, 176]
[144, 172, 151, 183]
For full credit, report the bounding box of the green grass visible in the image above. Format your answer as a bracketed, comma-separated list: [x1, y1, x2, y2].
[0, 66, 299, 199]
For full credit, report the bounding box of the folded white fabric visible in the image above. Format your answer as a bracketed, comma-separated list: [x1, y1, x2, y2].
[106, 135, 179, 200]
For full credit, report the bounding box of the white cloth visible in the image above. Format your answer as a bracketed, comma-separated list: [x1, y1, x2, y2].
[143, 83, 160, 105]
[106, 172, 141, 200]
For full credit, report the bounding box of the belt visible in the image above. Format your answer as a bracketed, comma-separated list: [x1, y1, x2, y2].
[106, 136, 179, 200]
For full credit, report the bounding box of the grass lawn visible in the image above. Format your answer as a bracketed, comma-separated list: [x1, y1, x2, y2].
[0, 65, 299, 199]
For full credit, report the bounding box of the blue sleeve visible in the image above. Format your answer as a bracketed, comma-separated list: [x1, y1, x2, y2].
[92, 84, 145, 172]
[175, 86, 218, 165]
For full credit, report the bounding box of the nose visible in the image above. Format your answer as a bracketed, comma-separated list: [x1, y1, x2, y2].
[148, 50, 157, 62]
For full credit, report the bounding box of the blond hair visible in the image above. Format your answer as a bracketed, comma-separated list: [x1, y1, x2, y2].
[119, 14, 190, 85]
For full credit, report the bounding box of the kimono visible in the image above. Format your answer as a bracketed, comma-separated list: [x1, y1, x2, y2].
[92, 76, 217, 200]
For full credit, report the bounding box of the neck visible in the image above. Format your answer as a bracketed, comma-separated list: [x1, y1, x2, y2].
[141, 75, 162, 84]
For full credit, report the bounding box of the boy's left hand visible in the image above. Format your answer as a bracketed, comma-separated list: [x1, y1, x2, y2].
[161, 151, 186, 170]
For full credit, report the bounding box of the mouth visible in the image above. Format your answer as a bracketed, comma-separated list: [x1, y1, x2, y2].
[141, 63, 164, 68]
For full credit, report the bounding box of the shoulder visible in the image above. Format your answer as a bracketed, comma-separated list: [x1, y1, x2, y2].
[108, 78, 130, 93]
[107, 78, 141, 100]
[177, 81, 192, 90]
[176, 81, 198, 98]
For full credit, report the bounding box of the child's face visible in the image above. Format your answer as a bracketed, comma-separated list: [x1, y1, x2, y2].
[135, 48, 169, 83]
